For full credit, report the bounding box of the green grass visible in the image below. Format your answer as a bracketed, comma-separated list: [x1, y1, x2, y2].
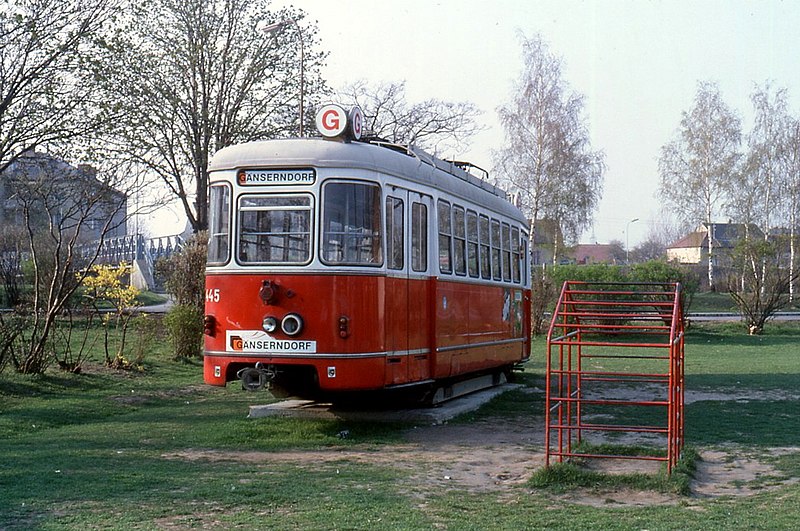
[689, 291, 740, 312]
[135, 290, 168, 306]
[528, 449, 695, 495]
[689, 290, 800, 313]
[1, 322, 800, 529]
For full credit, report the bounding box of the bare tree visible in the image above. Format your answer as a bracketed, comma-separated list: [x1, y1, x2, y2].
[632, 239, 666, 263]
[658, 81, 742, 290]
[0, 226, 25, 307]
[6, 151, 153, 373]
[494, 33, 604, 254]
[337, 80, 485, 155]
[784, 117, 800, 301]
[97, 0, 327, 232]
[0, 0, 164, 374]
[727, 237, 799, 335]
[633, 217, 686, 263]
[0, 0, 118, 171]
[729, 84, 792, 299]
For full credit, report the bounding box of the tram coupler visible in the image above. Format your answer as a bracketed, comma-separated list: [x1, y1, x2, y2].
[237, 363, 277, 391]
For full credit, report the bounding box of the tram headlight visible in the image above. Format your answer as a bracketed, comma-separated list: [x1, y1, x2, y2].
[281, 313, 304, 336]
[262, 316, 278, 333]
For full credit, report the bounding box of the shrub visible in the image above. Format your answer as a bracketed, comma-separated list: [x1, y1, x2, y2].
[156, 231, 207, 308]
[0, 313, 25, 375]
[163, 303, 204, 359]
[156, 232, 207, 359]
[80, 263, 141, 368]
[533, 261, 699, 335]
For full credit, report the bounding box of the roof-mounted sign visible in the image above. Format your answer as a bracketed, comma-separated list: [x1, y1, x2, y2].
[315, 104, 364, 140]
[348, 106, 363, 140]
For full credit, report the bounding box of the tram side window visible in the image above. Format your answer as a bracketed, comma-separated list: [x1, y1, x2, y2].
[490, 218, 501, 280]
[238, 195, 312, 264]
[322, 182, 383, 265]
[453, 206, 466, 276]
[522, 233, 529, 286]
[502, 223, 512, 281]
[466, 210, 479, 278]
[437, 200, 452, 274]
[207, 184, 230, 264]
[479, 215, 491, 279]
[386, 196, 404, 270]
[512, 226, 521, 283]
[411, 202, 428, 272]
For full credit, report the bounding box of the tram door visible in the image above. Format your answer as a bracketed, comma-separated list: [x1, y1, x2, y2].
[385, 188, 432, 385]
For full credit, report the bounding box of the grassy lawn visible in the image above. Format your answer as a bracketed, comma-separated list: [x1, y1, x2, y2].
[1, 322, 799, 529]
[689, 291, 800, 313]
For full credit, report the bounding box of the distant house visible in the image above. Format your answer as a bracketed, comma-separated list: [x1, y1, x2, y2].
[0, 150, 127, 240]
[570, 243, 622, 265]
[666, 222, 763, 265]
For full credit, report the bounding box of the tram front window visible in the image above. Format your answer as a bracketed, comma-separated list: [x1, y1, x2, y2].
[238, 195, 312, 264]
[322, 181, 383, 265]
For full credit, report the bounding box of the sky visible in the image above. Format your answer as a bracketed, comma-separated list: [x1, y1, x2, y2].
[151, 0, 800, 248]
[261, 0, 800, 249]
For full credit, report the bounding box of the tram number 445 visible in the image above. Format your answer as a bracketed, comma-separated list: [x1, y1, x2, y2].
[205, 288, 220, 303]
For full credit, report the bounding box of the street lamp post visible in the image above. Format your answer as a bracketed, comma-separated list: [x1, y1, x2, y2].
[262, 18, 305, 136]
[626, 218, 639, 264]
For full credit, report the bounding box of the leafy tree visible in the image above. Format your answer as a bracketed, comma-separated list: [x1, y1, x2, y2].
[494, 33, 604, 257]
[658, 82, 742, 290]
[96, 0, 327, 232]
[337, 80, 484, 155]
[0, 0, 118, 171]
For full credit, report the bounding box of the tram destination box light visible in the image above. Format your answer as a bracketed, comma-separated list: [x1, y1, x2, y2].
[315, 104, 363, 141]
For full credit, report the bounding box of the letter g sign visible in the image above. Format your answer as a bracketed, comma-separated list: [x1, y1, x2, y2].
[315, 104, 347, 137]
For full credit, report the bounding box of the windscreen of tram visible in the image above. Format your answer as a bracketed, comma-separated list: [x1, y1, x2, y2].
[238, 195, 312, 264]
[321, 181, 383, 265]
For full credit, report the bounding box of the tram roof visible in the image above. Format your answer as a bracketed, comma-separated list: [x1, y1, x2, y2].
[209, 138, 527, 225]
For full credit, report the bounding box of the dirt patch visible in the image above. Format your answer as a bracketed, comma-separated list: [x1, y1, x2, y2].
[581, 381, 800, 405]
[556, 487, 680, 507]
[164, 432, 799, 506]
[163, 385, 800, 506]
[166, 417, 547, 495]
[692, 448, 800, 497]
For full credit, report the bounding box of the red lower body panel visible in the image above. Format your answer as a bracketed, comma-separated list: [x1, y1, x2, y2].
[203, 272, 530, 394]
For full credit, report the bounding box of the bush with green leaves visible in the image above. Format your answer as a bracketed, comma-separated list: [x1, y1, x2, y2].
[163, 303, 204, 359]
[156, 231, 207, 308]
[530, 261, 699, 335]
[156, 232, 207, 359]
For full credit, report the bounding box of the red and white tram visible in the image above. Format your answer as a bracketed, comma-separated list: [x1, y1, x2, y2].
[203, 106, 531, 402]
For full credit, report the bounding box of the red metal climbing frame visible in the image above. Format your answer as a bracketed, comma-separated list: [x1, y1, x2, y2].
[545, 281, 685, 473]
